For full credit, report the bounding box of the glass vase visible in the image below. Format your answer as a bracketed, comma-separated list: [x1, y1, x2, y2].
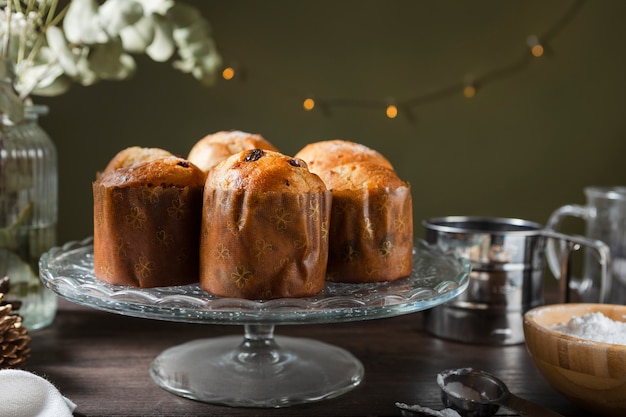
[0, 104, 58, 331]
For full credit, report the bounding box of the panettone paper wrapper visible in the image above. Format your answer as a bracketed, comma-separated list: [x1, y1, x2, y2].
[200, 189, 332, 299]
[327, 185, 413, 283]
[93, 183, 203, 287]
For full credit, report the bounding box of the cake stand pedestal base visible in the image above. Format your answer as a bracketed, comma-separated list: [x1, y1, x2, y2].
[150, 324, 364, 408]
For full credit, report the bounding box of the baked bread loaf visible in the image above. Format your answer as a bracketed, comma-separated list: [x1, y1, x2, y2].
[294, 139, 393, 178]
[200, 148, 331, 299]
[321, 162, 413, 283]
[296, 139, 412, 283]
[188, 130, 279, 177]
[93, 154, 205, 287]
[101, 146, 173, 175]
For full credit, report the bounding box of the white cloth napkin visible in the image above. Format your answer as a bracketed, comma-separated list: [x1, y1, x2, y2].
[0, 369, 76, 417]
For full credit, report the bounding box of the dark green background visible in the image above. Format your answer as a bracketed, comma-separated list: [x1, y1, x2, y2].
[36, 0, 626, 248]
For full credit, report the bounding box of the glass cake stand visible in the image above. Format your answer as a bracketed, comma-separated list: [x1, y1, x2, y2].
[39, 237, 470, 408]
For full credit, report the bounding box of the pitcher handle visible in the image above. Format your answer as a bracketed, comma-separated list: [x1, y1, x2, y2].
[543, 229, 610, 303]
[545, 204, 591, 280]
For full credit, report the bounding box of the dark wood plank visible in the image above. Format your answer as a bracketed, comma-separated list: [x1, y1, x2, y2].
[24, 299, 593, 416]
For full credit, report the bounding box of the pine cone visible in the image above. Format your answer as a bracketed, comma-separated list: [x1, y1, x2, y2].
[0, 294, 31, 369]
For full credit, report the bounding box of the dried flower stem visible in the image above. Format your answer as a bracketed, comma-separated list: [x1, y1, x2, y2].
[1, 3, 11, 58]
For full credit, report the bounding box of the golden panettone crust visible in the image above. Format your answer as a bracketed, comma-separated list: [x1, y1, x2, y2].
[294, 139, 393, 177]
[101, 146, 173, 175]
[323, 162, 413, 283]
[188, 130, 279, 175]
[99, 155, 206, 189]
[323, 161, 408, 191]
[200, 148, 331, 299]
[93, 155, 204, 288]
[207, 149, 327, 193]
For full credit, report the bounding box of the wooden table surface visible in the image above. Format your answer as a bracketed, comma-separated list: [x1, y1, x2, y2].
[25, 298, 598, 417]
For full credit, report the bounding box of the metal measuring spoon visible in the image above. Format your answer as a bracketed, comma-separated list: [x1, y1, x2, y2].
[437, 368, 564, 417]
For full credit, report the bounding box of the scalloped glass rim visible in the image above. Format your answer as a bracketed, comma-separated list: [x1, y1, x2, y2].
[39, 237, 470, 325]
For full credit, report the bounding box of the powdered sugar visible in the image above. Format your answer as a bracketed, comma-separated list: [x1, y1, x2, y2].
[444, 381, 485, 401]
[550, 312, 626, 345]
[395, 402, 462, 417]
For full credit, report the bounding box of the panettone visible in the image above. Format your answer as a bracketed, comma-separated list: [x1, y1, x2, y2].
[93, 155, 205, 287]
[294, 139, 393, 178]
[100, 146, 173, 177]
[296, 138, 413, 283]
[322, 162, 413, 282]
[200, 148, 331, 299]
[188, 130, 279, 177]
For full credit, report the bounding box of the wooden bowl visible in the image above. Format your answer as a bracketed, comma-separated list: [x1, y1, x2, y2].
[523, 303, 626, 417]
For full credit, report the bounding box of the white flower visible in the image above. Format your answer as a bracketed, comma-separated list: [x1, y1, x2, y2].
[169, 3, 222, 86]
[135, 0, 175, 16]
[145, 15, 175, 62]
[16, 44, 69, 97]
[119, 15, 158, 54]
[98, 0, 144, 37]
[0, 0, 221, 111]
[63, 0, 108, 44]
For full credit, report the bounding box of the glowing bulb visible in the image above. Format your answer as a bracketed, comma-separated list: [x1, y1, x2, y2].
[531, 44, 544, 57]
[222, 67, 235, 80]
[303, 98, 315, 111]
[463, 85, 476, 98]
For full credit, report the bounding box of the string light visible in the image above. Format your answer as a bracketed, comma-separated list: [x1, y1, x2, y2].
[215, 1, 583, 121]
[222, 66, 235, 80]
[463, 85, 476, 98]
[297, 0, 584, 120]
[527, 35, 545, 58]
[303, 97, 315, 111]
[463, 75, 477, 98]
[531, 44, 544, 57]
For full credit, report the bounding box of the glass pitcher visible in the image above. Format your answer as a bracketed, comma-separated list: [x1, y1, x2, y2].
[546, 186, 626, 304]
